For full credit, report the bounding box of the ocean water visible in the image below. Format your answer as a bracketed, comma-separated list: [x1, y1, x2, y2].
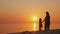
[0, 24, 60, 34]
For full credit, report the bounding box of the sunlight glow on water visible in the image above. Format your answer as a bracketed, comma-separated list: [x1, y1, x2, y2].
[34, 23, 36, 31]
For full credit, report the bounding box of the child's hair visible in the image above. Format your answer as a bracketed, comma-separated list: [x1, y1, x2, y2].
[40, 18, 42, 20]
[39, 18, 42, 23]
[39, 18, 42, 21]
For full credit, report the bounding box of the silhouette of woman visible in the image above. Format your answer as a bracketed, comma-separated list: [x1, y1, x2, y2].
[43, 11, 50, 31]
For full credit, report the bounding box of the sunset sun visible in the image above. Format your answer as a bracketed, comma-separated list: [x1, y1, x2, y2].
[32, 16, 38, 21]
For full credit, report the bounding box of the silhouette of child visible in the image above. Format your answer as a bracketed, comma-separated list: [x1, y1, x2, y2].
[39, 18, 42, 31]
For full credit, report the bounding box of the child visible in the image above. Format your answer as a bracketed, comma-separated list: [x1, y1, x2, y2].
[39, 18, 42, 31]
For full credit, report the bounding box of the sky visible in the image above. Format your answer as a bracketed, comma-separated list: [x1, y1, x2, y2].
[0, 0, 60, 33]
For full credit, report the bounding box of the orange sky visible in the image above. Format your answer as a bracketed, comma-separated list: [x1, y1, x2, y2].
[0, 0, 60, 33]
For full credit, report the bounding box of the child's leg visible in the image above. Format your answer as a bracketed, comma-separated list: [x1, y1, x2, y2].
[39, 27, 41, 31]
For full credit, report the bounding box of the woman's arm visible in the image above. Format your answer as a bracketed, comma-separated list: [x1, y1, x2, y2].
[42, 17, 46, 23]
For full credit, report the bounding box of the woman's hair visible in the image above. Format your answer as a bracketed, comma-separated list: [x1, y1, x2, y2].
[46, 12, 50, 16]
